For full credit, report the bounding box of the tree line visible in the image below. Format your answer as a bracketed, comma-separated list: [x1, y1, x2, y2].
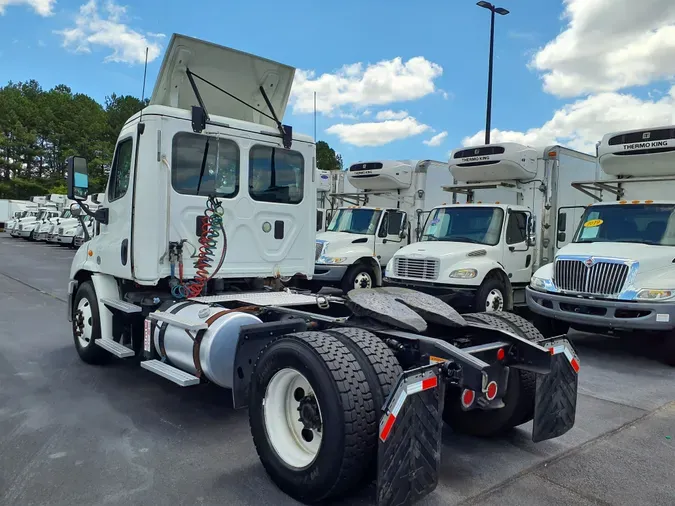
[0, 80, 343, 200]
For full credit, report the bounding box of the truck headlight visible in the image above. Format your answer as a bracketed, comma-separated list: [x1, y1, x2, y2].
[635, 289, 675, 301]
[450, 268, 477, 279]
[530, 276, 547, 291]
[318, 256, 347, 264]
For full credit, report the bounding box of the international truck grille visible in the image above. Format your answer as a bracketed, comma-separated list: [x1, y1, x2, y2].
[554, 259, 629, 296]
[315, 242, 324, 261]
[394, 258, 439, 280]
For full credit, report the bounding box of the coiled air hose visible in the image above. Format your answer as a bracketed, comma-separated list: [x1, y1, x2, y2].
[171, 196, 227, 299]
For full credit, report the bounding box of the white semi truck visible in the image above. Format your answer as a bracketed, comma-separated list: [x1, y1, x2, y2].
[64, 33, 580, 506]
[383, 143, 598, 313]
[527, 125, 675, 366]
[14, 204, 60, 239]
[314, 159, 449, 292]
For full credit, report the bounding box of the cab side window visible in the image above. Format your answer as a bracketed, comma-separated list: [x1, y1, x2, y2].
[506, 211, 528, 244]
[108, 138, 134, 202]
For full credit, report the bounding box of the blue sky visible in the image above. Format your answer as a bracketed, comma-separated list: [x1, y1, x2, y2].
[1, 0, 674, 167]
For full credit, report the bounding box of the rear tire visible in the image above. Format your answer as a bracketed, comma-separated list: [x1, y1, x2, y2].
[72, 281, 110, 365]
[324, 327, 402, 480]
[531, 313, 570, 338]
[661, 332, 675, 367]
[249, 331, 375, 503]
[442, 312, 539, 437]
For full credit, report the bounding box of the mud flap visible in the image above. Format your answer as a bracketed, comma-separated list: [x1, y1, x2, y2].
[532, 338, 579, 443]
[376, 364, 445, 506]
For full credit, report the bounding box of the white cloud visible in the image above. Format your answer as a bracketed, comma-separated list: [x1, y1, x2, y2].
[375, 110, 409, 121]
[461, 87, 675, 154]
[55, 0, 165, 65]
[530, 0, 675, 97]
[326, 117, 430, 147]
[291, 56, 443, 115]
[0, 0, 54, 16]
[423, 131, 448, 147]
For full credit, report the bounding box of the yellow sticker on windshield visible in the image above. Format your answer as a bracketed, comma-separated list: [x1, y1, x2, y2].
[583, 219, 603, 228]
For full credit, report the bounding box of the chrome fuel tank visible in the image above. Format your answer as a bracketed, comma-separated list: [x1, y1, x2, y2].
[153, 301, 262, 388]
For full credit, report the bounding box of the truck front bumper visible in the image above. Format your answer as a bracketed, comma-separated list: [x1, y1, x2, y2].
[57, 235, 74, 245]
[18, 228, 34, 238]
[313, 264, 349, 282]
[526, 286, 675, 331]
[383, 276, 476, 310]
[36, 231, 49, 241]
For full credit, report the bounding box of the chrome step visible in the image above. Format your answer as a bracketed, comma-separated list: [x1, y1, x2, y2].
[100, 298, 142, 313]
[95, 338, 135, 358]
[148, 312, 208, 331]
[140, 360, 200, 386]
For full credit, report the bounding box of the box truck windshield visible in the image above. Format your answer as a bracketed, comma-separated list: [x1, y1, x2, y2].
[327, 208, 381, 234]
[421, 206, 504, 246]
[574, 204, 675, 246]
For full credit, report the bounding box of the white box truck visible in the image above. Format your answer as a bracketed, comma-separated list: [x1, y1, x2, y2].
[62, 33, 580, 506]
[313, 159, 450, 292]
[383, 143, 598, 313]
[527, 125, 675, 366]
[0, 199, 35, 232]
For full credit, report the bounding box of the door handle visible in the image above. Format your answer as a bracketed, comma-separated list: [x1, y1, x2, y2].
[121, 239, 128, 266]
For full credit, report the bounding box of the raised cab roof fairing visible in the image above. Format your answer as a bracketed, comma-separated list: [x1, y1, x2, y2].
[150, 34, 296, 129]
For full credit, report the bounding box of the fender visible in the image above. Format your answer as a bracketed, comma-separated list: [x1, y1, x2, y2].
[441, 257, 508, 287]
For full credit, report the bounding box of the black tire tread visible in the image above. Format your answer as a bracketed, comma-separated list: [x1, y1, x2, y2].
[72, 280, 110, 365]
[324, 327, 402, 458]
[249, 330, 375, 502]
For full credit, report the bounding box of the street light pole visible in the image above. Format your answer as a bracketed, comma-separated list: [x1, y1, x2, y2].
[477, 1, 509, 145]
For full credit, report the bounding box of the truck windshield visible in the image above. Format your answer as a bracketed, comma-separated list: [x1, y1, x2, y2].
[573, 204, 675, 246]
[327, 208, 382, 235]
[421, 206, 504, 246]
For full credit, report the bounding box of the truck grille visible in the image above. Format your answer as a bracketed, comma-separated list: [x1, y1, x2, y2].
[58, 227, 64, 235]
[554, 259, 629, 296]
[394, 257, 439, 280]
[315, 241, 324, 261]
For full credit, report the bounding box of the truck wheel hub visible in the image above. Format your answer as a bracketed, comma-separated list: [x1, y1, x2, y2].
[354, 272, 372, 289]
[263, 368, 323, 468]
[485, 289, 504, 312]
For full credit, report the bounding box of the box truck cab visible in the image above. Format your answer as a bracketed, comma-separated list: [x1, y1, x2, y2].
[314, 159, 448, 292]
[16, 205, 60, 239]
[527, 125, 675, 365]
[384, 143, 598, 312]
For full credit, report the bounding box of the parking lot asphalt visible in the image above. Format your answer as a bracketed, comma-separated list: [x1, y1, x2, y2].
[0, 232, 673, 506]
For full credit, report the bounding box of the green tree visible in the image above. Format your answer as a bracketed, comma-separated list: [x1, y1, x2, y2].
[316, 140, 343, 171]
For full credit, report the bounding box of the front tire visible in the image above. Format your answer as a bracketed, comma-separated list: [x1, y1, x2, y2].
[475, 277, 508, 312]
[341, 264, 376, 293]
[249, 331, 375, 503]
[72, 280, 110, 365]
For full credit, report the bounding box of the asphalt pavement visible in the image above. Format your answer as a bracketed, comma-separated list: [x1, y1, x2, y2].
[0, 232, 673, 506]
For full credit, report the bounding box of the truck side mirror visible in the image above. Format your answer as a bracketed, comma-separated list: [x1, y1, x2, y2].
[557, 231, 566, 242]
[70, 203, 82, 217]
[66, 156, 89, 201]
[558, 212, 567, 232]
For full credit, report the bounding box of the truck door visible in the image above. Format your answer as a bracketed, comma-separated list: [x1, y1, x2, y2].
[96, 133, 135, 280]
[375, 210, 408, 266]
[501, 209, 532, 284]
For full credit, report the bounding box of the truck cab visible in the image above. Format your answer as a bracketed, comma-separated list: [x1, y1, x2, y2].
[16, 206, 59, 239]
[314, 159, 448, 293]
[384, 142, 597, 313]
[527, 125, 675, 366]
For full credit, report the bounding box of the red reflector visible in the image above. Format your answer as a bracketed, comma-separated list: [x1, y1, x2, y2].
[379, 414, 396, 442]
[486, 381, 498, 401]
[549, 347, 555, 354]
[496, 348, 505, 361]
[571, 357, 580, 373]
[422, 376, 438, 390]
[462, 389, 475, 407]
